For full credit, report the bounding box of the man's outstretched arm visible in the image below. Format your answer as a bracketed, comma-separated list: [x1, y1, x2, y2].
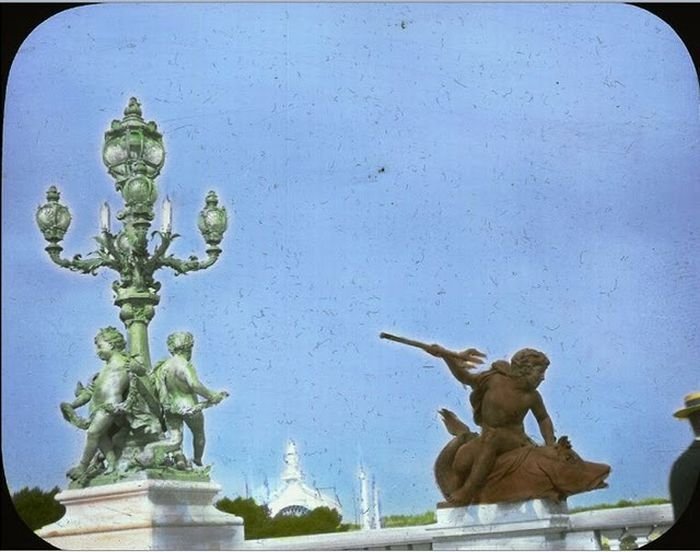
[427, 344, 484, 387]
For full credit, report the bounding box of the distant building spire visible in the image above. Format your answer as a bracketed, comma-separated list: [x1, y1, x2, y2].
[263, 474, 271, 503]
[359, 464, 372, 530]
[282, 440, 302, 483]
[372, 476, 381, 529]
[268, 440, 343, 518]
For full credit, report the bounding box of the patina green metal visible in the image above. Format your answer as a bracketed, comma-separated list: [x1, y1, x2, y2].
[59, 326, 227, 488]
[36, 98, 230, 487]
[103, 97, 165, 190]
[36, 186, 72, 243]
[36, 97, 228, 371]
[79, 467, 213, 490]
[137, 331, 229, 471]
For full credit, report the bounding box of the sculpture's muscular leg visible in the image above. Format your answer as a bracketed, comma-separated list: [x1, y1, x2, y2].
[448, 447, 496, 504]
[111, 424, 129, 460]
[98, 434, 118, 473]
[441, 438, 480, 500]
[448, 430, 522, 505]
[68, 410, 114, 479]
[453, 438, 479, 475]
[185, 411, 206, 466]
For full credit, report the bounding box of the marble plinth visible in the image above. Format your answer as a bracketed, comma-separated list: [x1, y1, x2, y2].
[36, 477, 244, 550]
[430, 499, 599, 550]
[436, 498, 568, 526]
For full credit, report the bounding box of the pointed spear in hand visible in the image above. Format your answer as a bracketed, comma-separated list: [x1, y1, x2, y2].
[379, 332, 486, 368]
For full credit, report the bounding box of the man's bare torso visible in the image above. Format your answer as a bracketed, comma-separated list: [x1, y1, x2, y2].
[477, 372, 538, 433]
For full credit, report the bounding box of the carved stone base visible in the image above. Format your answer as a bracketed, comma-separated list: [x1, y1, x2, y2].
[36, 477, 244, 550]
[436, 498, 568, 526]
[430, 499, 600, 550]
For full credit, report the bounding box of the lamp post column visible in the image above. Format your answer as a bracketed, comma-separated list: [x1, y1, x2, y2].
[116, 289, 159, 369]
[104, 98, 163, 369]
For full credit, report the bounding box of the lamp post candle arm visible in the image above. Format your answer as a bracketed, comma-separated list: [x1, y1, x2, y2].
[157, 246, 222, 276]
[151, 190, 228, 276]
[45, 244, 114, 276]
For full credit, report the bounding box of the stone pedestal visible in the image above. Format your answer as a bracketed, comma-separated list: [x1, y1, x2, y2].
[435, 498, 568, 526]
[36, 477, 244, 550]
[429, 499, 599, 550]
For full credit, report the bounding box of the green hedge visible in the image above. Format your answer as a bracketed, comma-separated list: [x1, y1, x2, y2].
[215, 496, 351, 538]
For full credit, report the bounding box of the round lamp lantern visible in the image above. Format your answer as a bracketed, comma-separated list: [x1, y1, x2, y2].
[102, 97, 165, 190]
[36, 186, 72, 243]
[197, 191, 228, 246]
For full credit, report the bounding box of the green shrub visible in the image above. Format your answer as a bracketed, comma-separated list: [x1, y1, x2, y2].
[11, 486, 65, 531]
[570, 497, 669, 514]
[215, 496, 348, 539]
[382, 510, 437, 527]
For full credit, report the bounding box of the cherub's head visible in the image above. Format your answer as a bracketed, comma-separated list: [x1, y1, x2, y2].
[510, 348, 550, 389]
[167, 331, 194, 360]
[95, 326, 127, 360]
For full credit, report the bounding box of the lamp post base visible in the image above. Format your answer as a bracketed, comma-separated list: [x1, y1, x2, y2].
[36, 477, 244, 550]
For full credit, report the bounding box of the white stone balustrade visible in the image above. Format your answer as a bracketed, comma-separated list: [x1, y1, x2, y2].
[240, 502, 674, 551]
[569, 504, 673, 550]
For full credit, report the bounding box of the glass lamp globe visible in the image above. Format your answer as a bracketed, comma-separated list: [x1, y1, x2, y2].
[36, 186, 72, 243]
[102, 98, 165, 189]
[197, 191, 228, 246]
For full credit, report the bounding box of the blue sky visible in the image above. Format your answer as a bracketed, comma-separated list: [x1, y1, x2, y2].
[2, 3, 699, 520]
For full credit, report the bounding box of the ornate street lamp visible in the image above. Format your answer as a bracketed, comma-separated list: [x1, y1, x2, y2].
[36, 97, 229, 369]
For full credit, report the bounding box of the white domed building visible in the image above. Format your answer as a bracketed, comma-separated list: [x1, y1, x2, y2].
[267, 440, 343, 518]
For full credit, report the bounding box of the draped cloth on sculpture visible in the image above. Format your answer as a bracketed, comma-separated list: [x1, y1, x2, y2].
[468, 364, 508, 427]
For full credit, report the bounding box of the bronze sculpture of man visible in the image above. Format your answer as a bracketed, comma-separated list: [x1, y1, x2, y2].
[380, 332, 609, 506]
[427, 344, 555, 504]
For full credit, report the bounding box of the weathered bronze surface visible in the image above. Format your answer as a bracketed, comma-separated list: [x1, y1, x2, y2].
[382, 333, 610, 506]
